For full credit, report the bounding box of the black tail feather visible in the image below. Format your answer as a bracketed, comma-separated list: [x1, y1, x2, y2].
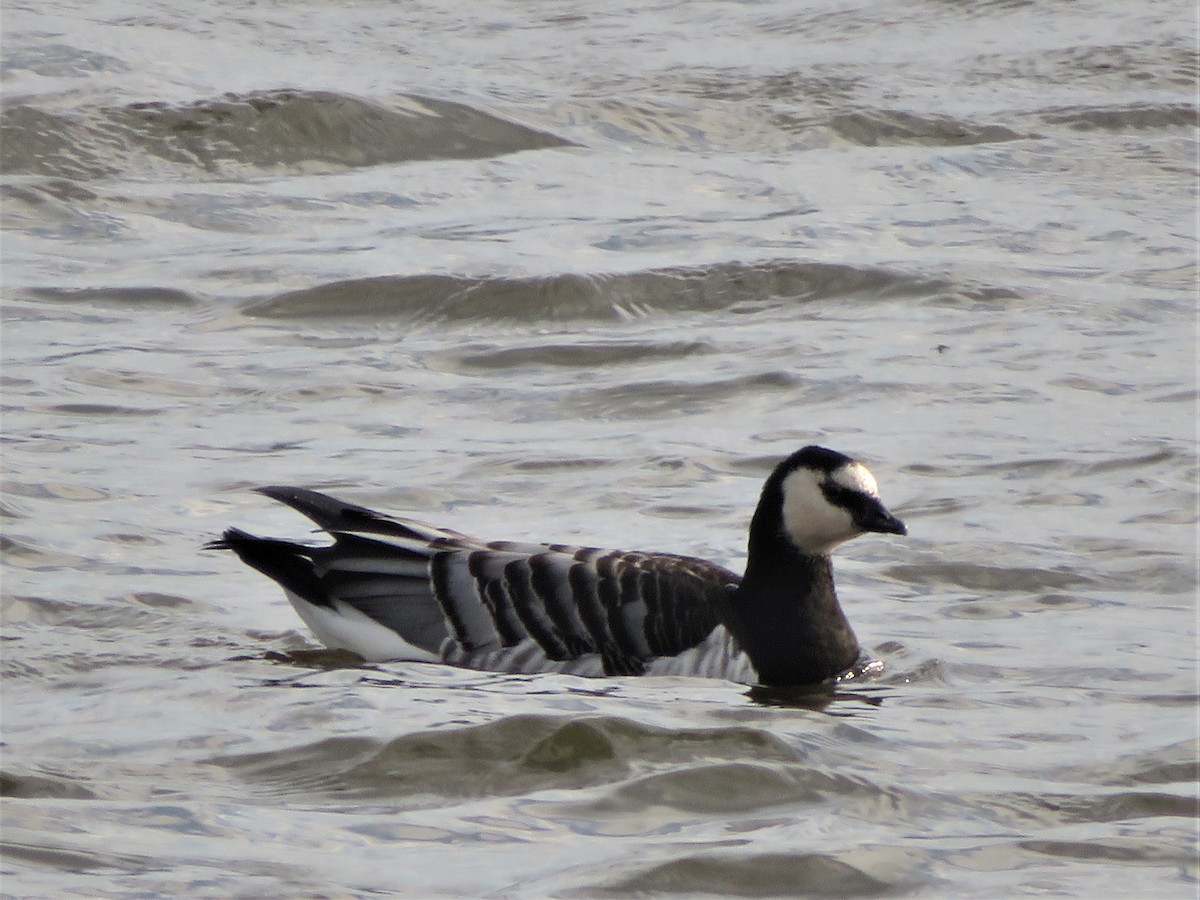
[255, 486, 382, 530]
[206, 527, 333, 609]
[253, 486, 448, 542]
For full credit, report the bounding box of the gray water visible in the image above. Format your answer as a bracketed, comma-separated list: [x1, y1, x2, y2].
[2, 0, 1197, 896]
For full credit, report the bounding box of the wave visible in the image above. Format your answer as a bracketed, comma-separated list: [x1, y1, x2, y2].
[206, 714, 802, 805]
[235, 261, 959, 322]
[0, 90, 575, 181]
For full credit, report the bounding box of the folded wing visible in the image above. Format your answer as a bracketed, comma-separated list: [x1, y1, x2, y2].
[215, 486, 739, 674]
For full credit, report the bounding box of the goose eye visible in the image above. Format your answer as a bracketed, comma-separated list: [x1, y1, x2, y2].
[819, 482, 859, 510]
[819, 482, 875, 524]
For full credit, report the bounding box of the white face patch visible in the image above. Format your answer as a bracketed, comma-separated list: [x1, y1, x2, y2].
[831, 461, 879, 498]
[779, 462, 876, 555]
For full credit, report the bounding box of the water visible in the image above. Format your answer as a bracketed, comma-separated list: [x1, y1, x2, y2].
[2, 0, 1197, 896]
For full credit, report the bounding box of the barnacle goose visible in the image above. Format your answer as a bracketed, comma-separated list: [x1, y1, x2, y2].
[208, 446, 906, 686]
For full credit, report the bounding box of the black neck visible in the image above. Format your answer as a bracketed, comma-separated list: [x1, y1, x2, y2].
[720, 534, 861, 686]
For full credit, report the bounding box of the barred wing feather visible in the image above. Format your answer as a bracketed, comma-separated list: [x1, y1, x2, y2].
[234, 486, 739, 676]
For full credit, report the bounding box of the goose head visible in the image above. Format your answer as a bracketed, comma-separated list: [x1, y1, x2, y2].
[752, 446, 906, 558]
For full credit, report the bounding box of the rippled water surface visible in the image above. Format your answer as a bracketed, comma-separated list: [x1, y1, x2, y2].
[2, 0, 1197, 896]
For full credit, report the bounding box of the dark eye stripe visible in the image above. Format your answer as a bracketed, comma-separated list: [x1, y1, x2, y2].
[820, 482, 875, 517]
[819, 482, 857, 507]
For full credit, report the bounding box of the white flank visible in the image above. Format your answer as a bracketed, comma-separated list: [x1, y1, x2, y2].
[283, 590, 440, 663]
[441, 637, 606, 678]
[645, 626, 756, 683]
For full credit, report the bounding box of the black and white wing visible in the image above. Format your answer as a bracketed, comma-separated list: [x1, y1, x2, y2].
[212, 486, 743, 677]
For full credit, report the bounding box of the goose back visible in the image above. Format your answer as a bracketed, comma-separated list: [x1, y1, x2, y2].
[215, 486, 739, 677]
